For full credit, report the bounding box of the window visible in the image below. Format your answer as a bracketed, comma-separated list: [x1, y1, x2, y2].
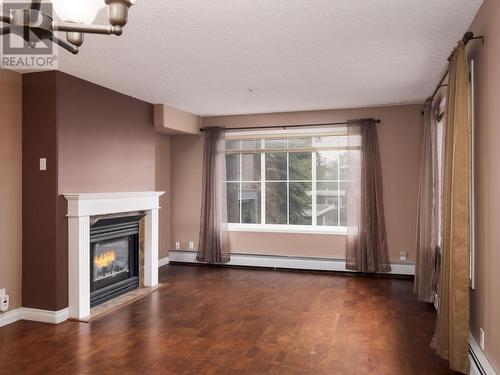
[225, 128, 359, 233]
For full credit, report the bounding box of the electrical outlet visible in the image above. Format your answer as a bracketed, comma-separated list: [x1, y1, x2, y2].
[189, 241, 194, 250]
[480, 328, 485, 350]
[175, 242, 180, 250]
[0, 294, 9, 312]
[399, 251, 407, 261]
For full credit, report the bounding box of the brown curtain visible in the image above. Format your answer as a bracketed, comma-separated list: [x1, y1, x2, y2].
[431, 41, 471, 374]
[346, 119, 391, 273]
[197, 127, 230, 264]
[414, 98, 440, 303]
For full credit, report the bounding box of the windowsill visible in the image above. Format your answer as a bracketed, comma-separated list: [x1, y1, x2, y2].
[228, 223, 347, 235]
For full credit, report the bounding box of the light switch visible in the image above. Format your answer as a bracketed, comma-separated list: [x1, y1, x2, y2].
[39, 158, 47, 171]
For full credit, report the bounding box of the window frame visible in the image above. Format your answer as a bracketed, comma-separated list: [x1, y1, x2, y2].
[225, 128, 354, 235]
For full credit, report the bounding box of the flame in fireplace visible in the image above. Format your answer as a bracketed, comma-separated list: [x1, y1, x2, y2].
[94, 250, 117, 268]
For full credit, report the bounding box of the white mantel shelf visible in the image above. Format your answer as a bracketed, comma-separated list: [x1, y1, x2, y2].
[64, 191, 164, 321]
[64, 191, 164, 218]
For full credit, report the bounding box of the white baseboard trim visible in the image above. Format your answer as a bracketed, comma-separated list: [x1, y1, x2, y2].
[169, 250, 415, 275]
[469, 332, 497, 375]
[0, 254, 171, 329]
[158, 256, 170, 267]
[0, 307, 70, 328]
[0, 308, 21, 327]
[20, 308, 69, 324]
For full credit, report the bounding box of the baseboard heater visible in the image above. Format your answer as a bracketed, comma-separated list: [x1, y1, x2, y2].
[470, 347, 487, 375]
[168, 250, 415, 276]
[468, 332, 497, 375]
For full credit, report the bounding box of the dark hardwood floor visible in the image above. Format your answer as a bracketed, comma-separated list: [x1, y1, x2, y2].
[0, 265, 458, 375]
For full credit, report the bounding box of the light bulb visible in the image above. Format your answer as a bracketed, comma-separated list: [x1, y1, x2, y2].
[51, 0, 104, 24]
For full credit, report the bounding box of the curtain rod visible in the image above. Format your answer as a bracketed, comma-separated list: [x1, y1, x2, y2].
[420, 31, 484, 115]
[200, 119, 381, 132]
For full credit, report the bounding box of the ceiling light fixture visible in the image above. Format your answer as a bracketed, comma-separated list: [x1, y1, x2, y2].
[0, 0, 134, 54]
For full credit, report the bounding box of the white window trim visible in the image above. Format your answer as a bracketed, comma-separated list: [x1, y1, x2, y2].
[228, 223, 348, 235]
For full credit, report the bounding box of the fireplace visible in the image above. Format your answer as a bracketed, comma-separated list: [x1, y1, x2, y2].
[65, 192, 163, 320]
[89, 214, 143, 307]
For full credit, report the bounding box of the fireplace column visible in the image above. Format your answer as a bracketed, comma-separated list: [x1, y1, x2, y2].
[68, 215, 91, 320]
[144, 208, 159, 287]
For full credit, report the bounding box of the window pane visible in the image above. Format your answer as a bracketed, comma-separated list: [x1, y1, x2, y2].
[266, 182, 287, 224]
[339, 182, 349, 226]
[226, 140, 241, 151]
[316, 182, 339, 226]
[289, 182, 312, 225]
[227, 182, 240, 223]
[316, 151, 338, 180]
[289, 152, 311, 181]
[242, 153, 261, 181]
[339, 150, 349, 180]
[226, 154, 240, 181]
[288, 138, 312, 148]
[265, 153, 287, 180]
[315, 135, 339, 148]
[241, 183, 261, 224]
[343, 149, 361, 181]
[348, 134, 362, 148]
[242, 139, 261, 151]
[265, 139, 286, 149]
[337, 136, 349, 148]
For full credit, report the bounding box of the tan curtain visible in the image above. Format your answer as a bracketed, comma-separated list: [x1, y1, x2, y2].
[197, 127, 230, 264]
[431, 41, 471, 374]
[414, 99, 440, 303]
[346, 119, 391, 273]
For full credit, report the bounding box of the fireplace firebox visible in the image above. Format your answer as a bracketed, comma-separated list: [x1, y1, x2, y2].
[90, 214, 143, 307]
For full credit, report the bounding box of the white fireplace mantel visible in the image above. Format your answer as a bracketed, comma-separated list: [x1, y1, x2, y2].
[64, 191, 164, 321]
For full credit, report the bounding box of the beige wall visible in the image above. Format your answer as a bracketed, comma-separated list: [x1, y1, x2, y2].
[156, 135, 172, 259]
[154, 104, 201, 135]
[0, 70, 22, 309]
[171, 135, 204, 251]
[468, 0, 500, 371]
[171, 104, 422, 261]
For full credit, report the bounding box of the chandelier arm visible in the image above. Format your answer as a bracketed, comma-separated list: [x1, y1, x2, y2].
[0, 26, 10, 35]
[30, 0, 42, 11]
[48, 33, 79, 55]
[53, 22, 123, 36]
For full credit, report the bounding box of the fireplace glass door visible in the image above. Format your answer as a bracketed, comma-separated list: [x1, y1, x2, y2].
[93, 238, 130, 285]
[91, 234, 138, 294]
[89, 215, 141, 307]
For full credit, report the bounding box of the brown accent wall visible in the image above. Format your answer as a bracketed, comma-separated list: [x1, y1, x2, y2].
[22, 72, 60, 310]
[56, 73, 156, 193]
[22, 71, 170, 311]
[468, 0, 500, 370]
[171, 104, 422, 261]
[0, 70, 22, 310]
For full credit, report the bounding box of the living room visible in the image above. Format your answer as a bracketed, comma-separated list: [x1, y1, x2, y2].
[0, 1, 498, 374]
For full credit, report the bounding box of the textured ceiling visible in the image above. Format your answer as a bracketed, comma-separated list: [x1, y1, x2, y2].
[57, 0, 483, 116]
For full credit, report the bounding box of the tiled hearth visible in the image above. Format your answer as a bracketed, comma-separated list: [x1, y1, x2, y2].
[82, 283, 167, 322]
